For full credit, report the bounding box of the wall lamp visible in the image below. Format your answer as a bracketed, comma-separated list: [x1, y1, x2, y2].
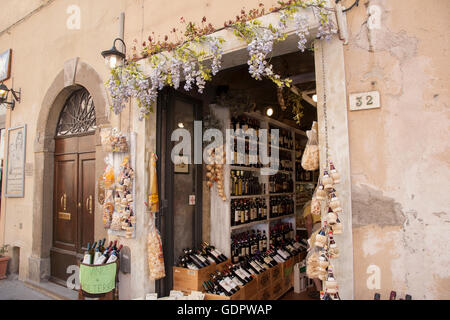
[101, 38, 126, 69]
[0, 83, 21, 110]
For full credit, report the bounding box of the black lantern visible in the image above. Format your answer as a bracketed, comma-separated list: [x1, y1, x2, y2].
[101, 38, 126, 69]
[0, 83, 20, 110]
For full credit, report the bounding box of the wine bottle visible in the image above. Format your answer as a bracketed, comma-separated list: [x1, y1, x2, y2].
[94, 247, 111, 265]
[82, 242, 92, 264]
[183, 249, 205, 269]
[99, 238, 106, 253]
[106, 244, 123, 264]
[389, 291, 397, 300]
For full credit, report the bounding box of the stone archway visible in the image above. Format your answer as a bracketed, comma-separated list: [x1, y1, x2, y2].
[28, 58, 110, 283]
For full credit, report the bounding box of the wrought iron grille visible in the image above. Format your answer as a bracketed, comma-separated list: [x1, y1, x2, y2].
[56, 88, 97, 137]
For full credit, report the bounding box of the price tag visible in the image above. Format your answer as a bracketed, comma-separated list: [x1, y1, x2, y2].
[349, 91, 380, 111]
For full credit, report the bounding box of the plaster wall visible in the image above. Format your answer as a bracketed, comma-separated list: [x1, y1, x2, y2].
[0, 0, 448, 300]
[343, 0, 450, 299]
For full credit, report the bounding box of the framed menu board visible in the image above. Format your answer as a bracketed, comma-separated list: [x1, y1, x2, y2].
[5, 125, 26, 198]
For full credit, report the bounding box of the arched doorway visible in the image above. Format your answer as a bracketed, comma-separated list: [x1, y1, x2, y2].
[50, 87, 97, 285]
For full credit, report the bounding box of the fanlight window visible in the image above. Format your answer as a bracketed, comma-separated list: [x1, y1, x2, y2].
[56, 88, 97, 137]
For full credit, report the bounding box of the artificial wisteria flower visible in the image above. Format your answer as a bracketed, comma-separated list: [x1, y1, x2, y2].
[169, 57, 182, 89]
[195, 70, 207, 93]
[314, 8, 338, 41]
[182, 60, 197, 91]
[208, 37, 223, 75]
[246, 27, 282, 82]
[294, 12, 310, 52]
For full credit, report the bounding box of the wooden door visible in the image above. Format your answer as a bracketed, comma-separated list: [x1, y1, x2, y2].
[50, 134, 95, 285]
[156, 89, 203, 296]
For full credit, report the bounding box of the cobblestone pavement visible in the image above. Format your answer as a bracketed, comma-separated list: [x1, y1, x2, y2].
[0, 275, 54, 300]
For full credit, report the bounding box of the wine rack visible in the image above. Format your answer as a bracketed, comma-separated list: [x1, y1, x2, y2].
[209, 108, 310, 258]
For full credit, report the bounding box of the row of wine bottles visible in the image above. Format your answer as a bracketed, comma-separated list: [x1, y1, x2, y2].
[230, 170, 263, 196]
[374, 291, 412, 300]
[270, 222, 295, 246]
[230, 198, 267, 226]
[231, 230, 303, 266]
[176, 242, 228, 270]
[268, 173, 293, 194]
[231, 230, 268, 262]
[82, 239, 123, 265]
[269, 196, 294, 217]
[269, 127, 294, 150]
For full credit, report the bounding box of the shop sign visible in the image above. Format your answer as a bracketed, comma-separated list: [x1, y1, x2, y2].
[349, 91, 380, 111]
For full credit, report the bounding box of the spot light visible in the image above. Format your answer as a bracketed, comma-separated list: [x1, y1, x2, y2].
[266, 107, 274, 117]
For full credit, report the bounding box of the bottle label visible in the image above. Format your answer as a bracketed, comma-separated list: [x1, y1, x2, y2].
[250, 261, 262, 272]
[240, 267, 252, 278]
[219, 280, 234, 293]
[235, 269, 247, 280]
[106, 254, 117, 264]
[232, 277, 243, 287]
[83, 254, 91, 264]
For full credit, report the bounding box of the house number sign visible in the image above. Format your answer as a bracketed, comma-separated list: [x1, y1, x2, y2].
[349, 91, 380, 111]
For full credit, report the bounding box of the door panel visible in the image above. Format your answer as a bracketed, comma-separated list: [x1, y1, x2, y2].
[156, 89, 203, 296]
[51, 134, 95, 284]
[78, 153, 95, 253]
[54, 154, 78, 251]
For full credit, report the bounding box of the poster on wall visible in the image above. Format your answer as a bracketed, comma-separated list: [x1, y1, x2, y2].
[5, 125, 26, 198]
[0, 49, 12, 82]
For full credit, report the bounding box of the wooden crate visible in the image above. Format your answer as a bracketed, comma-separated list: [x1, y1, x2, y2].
[283, 257, 295, 278]
[173, 264, 214, 292]
[204, 289, 243, 300]
[243, 278, 258, 299]
[270, 263, 282, 283]
[271, 278, 284, 300]
[282, 272, 293, 293]
[258, 285, 272, 300]
[172, 259, 231, 292]
[256, 269, 271, 291]
[294, 253, 300, 265]
[246, 293, 259, 300]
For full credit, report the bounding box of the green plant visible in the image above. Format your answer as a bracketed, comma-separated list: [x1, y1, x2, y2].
[0, 244, 9, 257]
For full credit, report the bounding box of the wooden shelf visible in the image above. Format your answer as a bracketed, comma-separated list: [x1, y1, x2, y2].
[231, 219, 268, 231]
[269, 213, 295, 222]
[268, 192, 294, 197]
[230, 166, 263, 172]
[230, 194, 266, 199]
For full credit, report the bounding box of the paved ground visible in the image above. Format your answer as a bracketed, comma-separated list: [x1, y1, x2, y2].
[0, 275, 55, 300]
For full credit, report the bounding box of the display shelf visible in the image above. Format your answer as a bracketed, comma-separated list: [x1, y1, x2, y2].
[210, 109, 309, 258]
[269, 213, 295, 222]
[230, 165, 263, 172]
[268, 192, 294, 197]
[230, 194, 265, 199]
[268, 144, 294, 153]
[231, 219, 269, 231]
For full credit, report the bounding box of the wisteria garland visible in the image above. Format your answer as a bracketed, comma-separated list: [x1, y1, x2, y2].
[106, 2, 338, 120]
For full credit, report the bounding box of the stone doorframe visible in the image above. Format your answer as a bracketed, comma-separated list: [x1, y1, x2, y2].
[28, 58, 110, 283]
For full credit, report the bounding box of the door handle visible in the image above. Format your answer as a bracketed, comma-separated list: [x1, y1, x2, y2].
[60, 193, 67, 211]
[86, 195, 93, 214]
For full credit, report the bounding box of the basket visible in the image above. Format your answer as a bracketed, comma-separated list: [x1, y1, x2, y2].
[79, 261, 119, 298]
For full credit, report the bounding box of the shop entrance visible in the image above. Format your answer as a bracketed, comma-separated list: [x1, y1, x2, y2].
[156, 89, 203, 296]
[50, 88, 97, 285]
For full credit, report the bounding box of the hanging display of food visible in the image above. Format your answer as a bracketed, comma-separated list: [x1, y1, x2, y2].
[146, 153, 166, 280]
[101, 128, 129, 153]
[206, 145, 226, 201]
[99, 128, 136, 239]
